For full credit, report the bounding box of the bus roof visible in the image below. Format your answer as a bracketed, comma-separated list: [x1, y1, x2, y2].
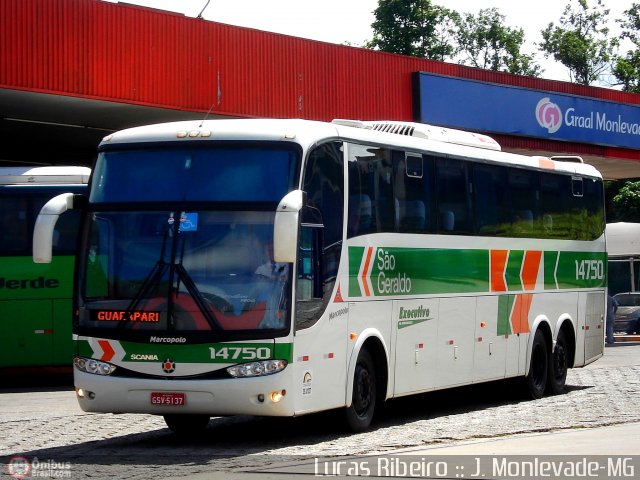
[0, 166, 90, 185]
[606, 222, 640, 257]
[99, 118, 602, 179]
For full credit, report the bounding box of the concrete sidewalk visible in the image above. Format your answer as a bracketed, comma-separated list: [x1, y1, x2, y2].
[392, 422, 639, 456]
[179, 422, 640, 479]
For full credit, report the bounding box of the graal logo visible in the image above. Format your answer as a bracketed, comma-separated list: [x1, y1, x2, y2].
[536, 97, 562, 133]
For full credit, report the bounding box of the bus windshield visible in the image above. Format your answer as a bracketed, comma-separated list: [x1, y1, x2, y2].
[78, 144, 300, 339]
[90, 144, 299, 203]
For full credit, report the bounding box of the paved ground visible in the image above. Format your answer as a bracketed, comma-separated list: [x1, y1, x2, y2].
[1, 343, 639, 479]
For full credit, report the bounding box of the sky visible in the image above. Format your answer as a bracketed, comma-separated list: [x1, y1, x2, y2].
[106, 0, 631, 82]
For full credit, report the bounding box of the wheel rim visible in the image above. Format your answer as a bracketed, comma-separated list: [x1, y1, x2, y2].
[353, 364, 372, 417]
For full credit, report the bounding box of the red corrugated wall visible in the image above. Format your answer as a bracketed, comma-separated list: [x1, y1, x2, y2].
[1, 0, 640, 159]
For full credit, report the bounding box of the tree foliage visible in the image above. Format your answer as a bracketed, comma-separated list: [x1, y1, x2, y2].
[366, 0, 457, 61]
[538, 0, 619, 85]
[612, 181, 640, 222]
[454, 8, 542, 76]
[613, 3, 640, 93]
[367, 0, 640, 88]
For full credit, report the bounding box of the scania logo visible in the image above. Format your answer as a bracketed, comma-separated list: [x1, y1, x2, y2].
[535, 97, 562, 134]
[162, 358, 176, 374]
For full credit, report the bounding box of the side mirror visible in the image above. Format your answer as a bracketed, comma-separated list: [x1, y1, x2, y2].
[273, 190, 304, 263]
[33, 193, 80, 263]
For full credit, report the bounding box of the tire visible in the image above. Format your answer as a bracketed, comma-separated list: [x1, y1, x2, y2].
[163, 414, 210, 434]
[547, 329, 568, 395]
[344, 349, 376, 432]
[525, 329, 548, 399]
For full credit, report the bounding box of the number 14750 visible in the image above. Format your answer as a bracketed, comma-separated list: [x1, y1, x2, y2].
[575, 259, 604, 280]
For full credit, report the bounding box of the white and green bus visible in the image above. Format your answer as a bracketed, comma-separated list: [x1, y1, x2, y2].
[1, 166, 89, 368]
[33, 119, 606, 432]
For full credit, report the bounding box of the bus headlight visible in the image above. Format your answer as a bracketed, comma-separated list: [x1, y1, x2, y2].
[74, 356, 116, 376]
[227, 360, 287, 378]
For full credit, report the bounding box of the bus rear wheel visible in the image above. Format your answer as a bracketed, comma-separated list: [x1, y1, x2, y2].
[525, 329, 548, 399]
[344, 349, 376, 432]
[547, 329, 569, 395]
[163, 414, 210, 434]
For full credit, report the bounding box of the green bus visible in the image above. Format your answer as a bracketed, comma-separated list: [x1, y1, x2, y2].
[0, 166, 89, 368]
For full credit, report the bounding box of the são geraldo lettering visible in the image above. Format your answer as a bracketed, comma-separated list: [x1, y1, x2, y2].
[376, 250, 412, 294]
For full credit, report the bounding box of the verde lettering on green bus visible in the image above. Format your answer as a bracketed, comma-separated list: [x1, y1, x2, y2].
[0, 256, 74, 300]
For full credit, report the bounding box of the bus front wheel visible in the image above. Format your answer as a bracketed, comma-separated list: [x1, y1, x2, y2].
[163, 414, 210, 434]
[525, 329, 548, 399]
[344, 349, 376, 432]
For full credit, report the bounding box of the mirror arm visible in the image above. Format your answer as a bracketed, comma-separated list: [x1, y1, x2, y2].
[33, 193, 78, 264]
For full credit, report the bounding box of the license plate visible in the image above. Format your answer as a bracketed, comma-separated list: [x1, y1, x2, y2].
[150, 392, 185, 406]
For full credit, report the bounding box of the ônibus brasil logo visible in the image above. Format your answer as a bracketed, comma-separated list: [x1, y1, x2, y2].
[535, 97, 562, 133]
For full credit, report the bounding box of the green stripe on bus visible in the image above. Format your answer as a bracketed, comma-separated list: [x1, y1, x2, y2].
[350, 247, 490, 297]
[348, 246, 606, 298]
[556, 251, 608, 289]
[544, 251, 559, 289]
[497, 295, 515, 335]
[505, 251, 524, 291]
[75, 339, 294, 363]
[348, 246, 365, 297]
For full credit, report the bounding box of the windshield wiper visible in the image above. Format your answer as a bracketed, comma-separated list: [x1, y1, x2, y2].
[119, 211, 219, 331]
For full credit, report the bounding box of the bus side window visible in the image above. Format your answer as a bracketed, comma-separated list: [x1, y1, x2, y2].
[297, 222, 323, 301]
[296, 142, 344, 331]
[435, 157, 473, 234]
[393, 151, 432, 233]
[0, 198, 28, 254]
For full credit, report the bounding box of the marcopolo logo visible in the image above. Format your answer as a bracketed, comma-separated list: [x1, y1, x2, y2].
[535, 97, 562, 134]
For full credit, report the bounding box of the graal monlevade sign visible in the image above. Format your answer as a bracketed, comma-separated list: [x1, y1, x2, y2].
[413, 72, 640, 150]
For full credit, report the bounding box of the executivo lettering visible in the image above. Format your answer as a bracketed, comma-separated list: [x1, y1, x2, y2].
[399, 305, 430, 320]
[398, 305, 433, 329]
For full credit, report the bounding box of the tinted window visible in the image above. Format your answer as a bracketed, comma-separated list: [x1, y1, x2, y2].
[347, 144, 434, 238]
[297, 142, 344, 329]
[435, 158, 472, 234]
[347, 144, 393, 237]
[393, 151, 433, 233]
[474, 164, 509, 236]
[344, 144, 604, 241]
[0, 185, 84, 256]
[91, 144, 300, 203]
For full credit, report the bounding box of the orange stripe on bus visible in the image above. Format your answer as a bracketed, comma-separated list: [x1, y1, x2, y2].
[490, 250, 508, 292]
[511, 294, 532, 334]
[521, 250, 542, 290]
[361, 247, 374, 297]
